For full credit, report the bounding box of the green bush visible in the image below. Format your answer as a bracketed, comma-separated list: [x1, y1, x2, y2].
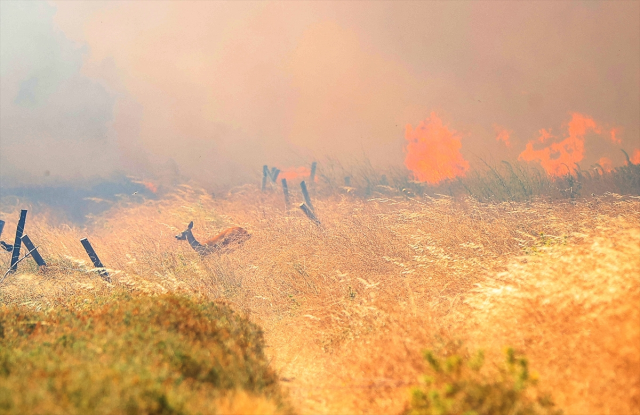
[0, 293, 292, 415]
[405, 346, 562, 415]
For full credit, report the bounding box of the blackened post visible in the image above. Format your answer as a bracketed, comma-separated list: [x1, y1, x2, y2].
[300, 181, 314, 212]
[20, 235, 46, 267]
[262, 165, 269, 192]
[344, 176, 351, 186]
[281, 178, 290, 209]
[10, 210, 27, 272]
[80, 238, 110, 281]
[0, 220, 11, 253]
[310, 162, 317, 184]
[299, 203, 320, 225]
[272, 168, 280, 182]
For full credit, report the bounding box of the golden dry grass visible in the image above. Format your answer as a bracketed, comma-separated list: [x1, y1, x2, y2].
[1, 184, 638, 414]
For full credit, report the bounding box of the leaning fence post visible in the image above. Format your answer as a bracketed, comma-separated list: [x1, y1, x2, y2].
[0, 220, 5, 239]
[80, 238, 110, 282]
[299, 203, 320, 225]
[300, 181, 314, 212]
[9, 210, 27, 272]
[20, 235, 46, 267]
[281, 178, 290, 209]
[271, 168, 280, 182]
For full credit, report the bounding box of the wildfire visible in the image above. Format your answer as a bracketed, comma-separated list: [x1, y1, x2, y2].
[598, 157, 613, 172]
[631, 149, 640, 165]
[610, 128, 621, 144]
[518, 113, 609, 177]
[142, 181, 158, 193]
[493, 124, 512, 147]
[279, 167, 312, 181]
[404, 113, 470, 184]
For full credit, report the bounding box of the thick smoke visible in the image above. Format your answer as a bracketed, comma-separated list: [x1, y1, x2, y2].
[1, 1, 638, 187]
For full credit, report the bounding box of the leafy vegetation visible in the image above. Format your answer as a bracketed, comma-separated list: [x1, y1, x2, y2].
[0, 293, 292, 415]
[405, 345, 561, 415]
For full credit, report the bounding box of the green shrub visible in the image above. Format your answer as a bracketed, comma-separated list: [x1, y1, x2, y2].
[405, 346, 562, 415]
[0, 293, 292, 415]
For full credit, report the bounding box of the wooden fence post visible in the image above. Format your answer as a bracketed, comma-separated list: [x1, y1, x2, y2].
[262, 165, 269, 192]
[310, 162, 317, 184]
[80, 238, 110, 282]
[344, 176, 351, 186]
[300, 181, 314, 212]
[272, 168, 280, 182]
[20, 235, 46, 267]
[9, 210, 27, 272]
[0, 220, 5, 239]
[299, 203, 320, 225]
[281, 178, 290, 209]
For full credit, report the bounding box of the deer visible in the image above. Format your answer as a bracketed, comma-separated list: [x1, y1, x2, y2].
[175, 221, 250, 256]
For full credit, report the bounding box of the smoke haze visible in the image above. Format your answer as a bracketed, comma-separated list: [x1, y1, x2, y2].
[1, 1, 638, 186]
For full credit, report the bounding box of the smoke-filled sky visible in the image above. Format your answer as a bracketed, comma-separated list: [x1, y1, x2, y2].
[1, 1, 638, 186]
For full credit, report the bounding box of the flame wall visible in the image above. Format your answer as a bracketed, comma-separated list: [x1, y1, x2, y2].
[1, 1, 638, 186]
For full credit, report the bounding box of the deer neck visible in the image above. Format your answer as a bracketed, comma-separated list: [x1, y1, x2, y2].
[185, 230, 211, 255]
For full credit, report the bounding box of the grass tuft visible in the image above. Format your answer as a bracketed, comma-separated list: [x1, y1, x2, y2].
[0, 293, 292, 415]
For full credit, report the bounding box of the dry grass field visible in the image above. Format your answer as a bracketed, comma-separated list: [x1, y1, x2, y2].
[0, 169, 639, 414]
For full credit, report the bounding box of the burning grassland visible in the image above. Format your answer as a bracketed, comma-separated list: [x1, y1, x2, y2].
[0, 178, 638, 414]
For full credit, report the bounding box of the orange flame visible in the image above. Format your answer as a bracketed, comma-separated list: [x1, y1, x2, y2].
[404, 113, 469, 184]
[493, 124, 512, 147]
[631, 149, 640, 164]
[598, 157, 613, 172]
[610, 128, 621, 144]
[279, 167, 312, 181]
[518, 113, 606, 176]
[142, 181, 158, 193]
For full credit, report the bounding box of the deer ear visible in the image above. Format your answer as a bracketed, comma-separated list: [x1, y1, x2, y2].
[188, 221, 194, 229]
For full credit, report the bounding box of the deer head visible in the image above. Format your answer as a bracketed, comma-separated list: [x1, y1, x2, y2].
[175, 221, 194, 240]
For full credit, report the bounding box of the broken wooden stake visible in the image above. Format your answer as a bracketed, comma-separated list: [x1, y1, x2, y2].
[281, 178, 290, 209]
[299, 203, 320, 225]
[310, 162, 317, 184]
[300, 181, 314, 212]
[80, 238, 110, 282]
[20, 235, 46, 267]
[9, 210, 27, 272]
[0, 220, 4, 239]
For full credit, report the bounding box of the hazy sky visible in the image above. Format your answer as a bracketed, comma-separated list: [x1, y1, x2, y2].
[1, 1, 638, 186]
